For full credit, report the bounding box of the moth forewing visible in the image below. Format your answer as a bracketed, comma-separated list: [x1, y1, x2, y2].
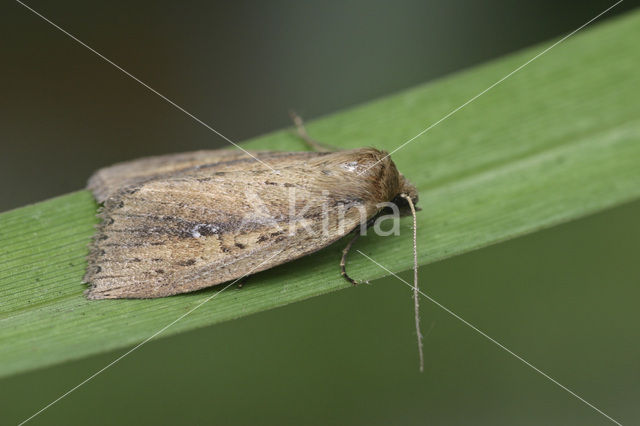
[84, 147, 418, 299]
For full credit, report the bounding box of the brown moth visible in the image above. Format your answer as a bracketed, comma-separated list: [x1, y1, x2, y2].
[83, 128, 419, 300]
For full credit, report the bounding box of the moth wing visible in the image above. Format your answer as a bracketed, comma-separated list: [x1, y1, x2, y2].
[88, 149, 323, 202]
[85, 149, 391, 299]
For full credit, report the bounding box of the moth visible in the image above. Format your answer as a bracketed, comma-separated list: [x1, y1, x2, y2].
[83, 118, 419, 300]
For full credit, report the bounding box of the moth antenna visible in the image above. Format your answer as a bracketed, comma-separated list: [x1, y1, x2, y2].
[340, 231, 361, 285]
[401, 193, 423, 373]
[288, 110, 334, 152]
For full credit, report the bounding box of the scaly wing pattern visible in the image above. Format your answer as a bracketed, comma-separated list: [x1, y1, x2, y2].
[85, 148, 392, 298]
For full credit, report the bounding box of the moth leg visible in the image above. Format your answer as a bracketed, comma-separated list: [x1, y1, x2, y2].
[340, 231, 361, 285]
[289, 111, 334, 152]
[236, 275, 250, 289]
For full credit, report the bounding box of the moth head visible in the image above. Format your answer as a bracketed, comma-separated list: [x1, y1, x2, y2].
[355, 149, 419, 216]
[393, 174, 420, 216]
[316, 147, 419, 215]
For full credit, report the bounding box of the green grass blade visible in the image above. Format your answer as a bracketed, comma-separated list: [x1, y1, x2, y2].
[1, 11, 639, 378]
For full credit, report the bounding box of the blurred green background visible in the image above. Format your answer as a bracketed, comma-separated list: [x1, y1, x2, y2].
[2, 1, 638, 425]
